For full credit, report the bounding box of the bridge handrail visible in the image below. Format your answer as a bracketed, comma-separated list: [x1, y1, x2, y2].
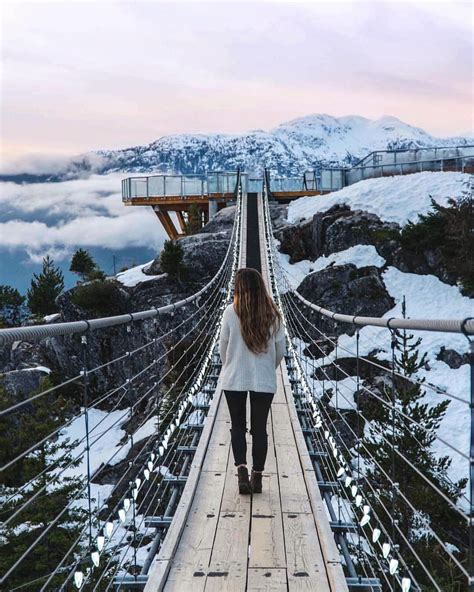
[290, 291, 474, 335]
[351, 144, 474, 168]
[0, 171, 242, 347]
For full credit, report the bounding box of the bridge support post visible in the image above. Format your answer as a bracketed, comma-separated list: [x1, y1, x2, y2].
[153, 205, 179, 240]
[208, 198, 218, 219]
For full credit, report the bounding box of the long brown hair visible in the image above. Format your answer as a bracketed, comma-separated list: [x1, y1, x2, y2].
[233, 268, 282, 354]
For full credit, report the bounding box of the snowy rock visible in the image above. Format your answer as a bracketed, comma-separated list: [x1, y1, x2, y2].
[436, 346, 470, 369]
[275, 203, 399, 266]
[5, 340, 51, 372]
[199, 205, 236, 234]
[116, 262, 164, 287]
[43, 313, 61, 323]
[0, 368, 49, 401]
[322, 209, 399, 259]
[179, 231, 230, 282]
[297, 264, 395, 340]
[273, 218, 314, 264]
[268, 203, 290, 232]
[287, 171, 470, 227]
[146, 204, 233, 280]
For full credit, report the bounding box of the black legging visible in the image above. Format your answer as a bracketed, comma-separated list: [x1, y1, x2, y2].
[223, 390, 274, 472]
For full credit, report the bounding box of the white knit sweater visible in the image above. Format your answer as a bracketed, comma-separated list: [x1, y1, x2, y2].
[218, 303, 287, 393]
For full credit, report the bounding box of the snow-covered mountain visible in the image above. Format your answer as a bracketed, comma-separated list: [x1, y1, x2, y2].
[2, 114, 471, 182]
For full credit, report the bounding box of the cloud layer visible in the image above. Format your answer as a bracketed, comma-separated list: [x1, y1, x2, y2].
[0, 173, 167, 263]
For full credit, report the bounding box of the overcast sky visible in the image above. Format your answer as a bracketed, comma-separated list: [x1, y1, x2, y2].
[1, 0, 472, 168]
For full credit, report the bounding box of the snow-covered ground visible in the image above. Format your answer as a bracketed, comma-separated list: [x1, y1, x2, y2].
[287, 171, 470, 226]
[279, 172, 473, 498]
[277, 243, 385, 288]
[116, 261, 165, 287]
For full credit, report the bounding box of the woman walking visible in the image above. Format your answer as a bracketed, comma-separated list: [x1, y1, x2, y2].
[218, 268, 286, 495]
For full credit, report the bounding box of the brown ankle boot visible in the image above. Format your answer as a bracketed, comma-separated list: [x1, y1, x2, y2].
[250, 470, 263, 493]
[237, 465, 252, 494]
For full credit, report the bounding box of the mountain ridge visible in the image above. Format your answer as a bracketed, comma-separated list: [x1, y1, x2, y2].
[1, 114, 471, 183]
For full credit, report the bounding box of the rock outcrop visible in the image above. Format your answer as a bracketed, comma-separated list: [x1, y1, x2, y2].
[296, 264, 395, 343]
[274, 202, 463, 290]
[274, 204, 400, 264]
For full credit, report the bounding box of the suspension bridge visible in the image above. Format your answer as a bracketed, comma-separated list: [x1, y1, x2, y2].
[0, 172, 473, 592]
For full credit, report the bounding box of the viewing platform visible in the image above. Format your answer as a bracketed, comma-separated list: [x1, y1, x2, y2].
[121, 144, 474, 239]
[121, 171, 322, 239]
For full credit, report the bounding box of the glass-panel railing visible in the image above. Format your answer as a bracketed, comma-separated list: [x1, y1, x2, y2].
[208, 172, 239, 194]
[148, 176, 165, 197]
[270, 178, 303, 192]
[183, 176, 205, 196]
[248, 177, 263, 193]
[130, 177, 149, 198]
[164, 176, 182, 196]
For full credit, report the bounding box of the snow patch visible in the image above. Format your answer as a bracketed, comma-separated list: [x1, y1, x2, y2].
[276, 243, 385, 290]
[59, 408, 128, 480]
[43, 313, 61, 323]
[24, 365, 52, 374]
[287, 172, 470, 227]
[116, 261, 165, 287]
[323, 267, 472, 490]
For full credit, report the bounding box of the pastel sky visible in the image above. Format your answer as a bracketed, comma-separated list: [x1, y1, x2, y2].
[1, 0, 473, 169]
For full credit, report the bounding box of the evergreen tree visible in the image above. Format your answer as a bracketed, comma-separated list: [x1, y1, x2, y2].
[70, 248, 97, 281]
[0, 379, 86, 589]
[27, 255, 64, 316]
[360, 297, 467, 589]
[184, 203, 202, 234]
[159, 240, 185, 280]
[0, 285, 26, 327]
[401, 186, 474, 296]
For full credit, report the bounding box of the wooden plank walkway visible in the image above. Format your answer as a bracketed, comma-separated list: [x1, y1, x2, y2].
[145, 190, 348, 591]
[145, 365, 347, 591]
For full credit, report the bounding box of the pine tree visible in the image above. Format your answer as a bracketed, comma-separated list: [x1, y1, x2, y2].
[159, 240, 185, 280]
[27, 255, 64, 316]
[70, 248, 97, 281]
[401, 183, 474, 296]
[0, 285, 26, 327]
[0, 379, 86, 590]
[360, 297, 467, 589]
[185, 203, 202, 234]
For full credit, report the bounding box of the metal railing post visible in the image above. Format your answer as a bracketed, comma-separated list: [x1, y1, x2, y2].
[81, 331, 93, 552]
[464, 319, 474, 591]
[470, 338, 474, 591]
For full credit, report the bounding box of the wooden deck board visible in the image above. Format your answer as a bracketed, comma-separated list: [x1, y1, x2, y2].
[283, 511, 331, 592]
[162, 470, 226, 591]
[204, 425, 251, 591]
[247, 568, 287, 591]
[249, 470, 285, 570]
[280, 364, 349, 591]
[154, 365, 346, 592]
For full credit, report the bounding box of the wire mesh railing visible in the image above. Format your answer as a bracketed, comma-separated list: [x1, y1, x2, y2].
[261, 179, 473, 591]
[0, 179, 243, 590]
